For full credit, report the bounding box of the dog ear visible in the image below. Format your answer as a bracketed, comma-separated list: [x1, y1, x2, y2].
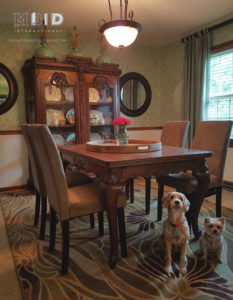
[182, 194, 190, 212]
[204, 218, 210, 224]
[162, 193, 170, 208]
[219, 217, 225, 229]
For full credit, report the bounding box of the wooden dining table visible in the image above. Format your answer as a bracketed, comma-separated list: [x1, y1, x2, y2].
[59, 143, 212, 268]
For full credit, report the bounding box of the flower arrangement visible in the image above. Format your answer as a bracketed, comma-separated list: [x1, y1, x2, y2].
[112, 116, 131, 145]
[112, 116, 131, 127]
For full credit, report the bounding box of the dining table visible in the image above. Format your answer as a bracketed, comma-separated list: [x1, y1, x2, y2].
[59, 143, 212, 268]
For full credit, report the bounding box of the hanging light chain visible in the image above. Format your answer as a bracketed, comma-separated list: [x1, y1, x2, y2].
[108, 0, 113, 21]
[125, 0, 128, 20]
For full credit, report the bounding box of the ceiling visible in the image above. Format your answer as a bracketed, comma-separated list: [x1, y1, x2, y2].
[2, 0, 233, 46]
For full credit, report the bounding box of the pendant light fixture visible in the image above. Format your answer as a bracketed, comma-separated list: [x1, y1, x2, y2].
[99, 0, 142, 48]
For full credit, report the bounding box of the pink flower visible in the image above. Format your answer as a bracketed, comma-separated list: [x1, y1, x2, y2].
[112, 116, 131, 127]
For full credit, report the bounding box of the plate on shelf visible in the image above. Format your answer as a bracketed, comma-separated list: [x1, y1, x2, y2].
[66, 133, 76, 144]
[64, 86, 74, 102]
[89, 88, 100, 102]
[66, 108, 75, 124]
[89, 110, 104, 125]
[46, 109, 61, 126]
[45, 85, 61, 102]
[52, 134, 65, 146]
[90, 132, 102, 141]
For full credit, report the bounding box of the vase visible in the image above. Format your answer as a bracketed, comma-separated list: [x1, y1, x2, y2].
[116, 126, 129, 145]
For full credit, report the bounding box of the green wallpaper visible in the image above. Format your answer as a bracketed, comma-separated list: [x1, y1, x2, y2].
[0, 22, 233, 130]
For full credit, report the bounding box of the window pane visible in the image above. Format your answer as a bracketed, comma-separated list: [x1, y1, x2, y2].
[206, 49, 233, 138]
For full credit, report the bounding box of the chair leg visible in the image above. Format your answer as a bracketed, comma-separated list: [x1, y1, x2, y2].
[34, 190, 40, 226]
[49, 206, 56, 252]
[185, 193, 193, 234]
[125, 180, 130, 199]
[129, 178, 134, 203]
[117, 207, 127, 258]
[157, 183, 164, 221]
[89, 214, 95, 229]
[216, 186, 222, 217]
[61, 220, 70, 275]
[98, 211, 104, 236]
[39, 196, 47, 240]
[145, 177, 151, 214]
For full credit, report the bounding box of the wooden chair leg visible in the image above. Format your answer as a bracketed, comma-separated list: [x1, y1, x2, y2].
[98, 211, 104, 236]
[129, 178, 134, 203]
[216, 186, 222, 217]
[125, 180, 130, 199]
[185, 193, 193, 234]
[157, 183, 164, 221]
[61, 220, 70, 275]
[39, 196, 47, 240]
[89, 214, 95, 229]
[34, 189, 41, 226]
[117, 207, 127, 258]
[49, 206, 56, 252]
[145, 177, 151, 214]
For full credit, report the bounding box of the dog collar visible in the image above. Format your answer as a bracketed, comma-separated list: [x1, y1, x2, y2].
[169, 219, 185, 237]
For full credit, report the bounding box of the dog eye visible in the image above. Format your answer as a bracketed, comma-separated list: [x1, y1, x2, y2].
[209, 224, 213, 229]
[217, 226, 221, 229]
[170, 195, 174, 199]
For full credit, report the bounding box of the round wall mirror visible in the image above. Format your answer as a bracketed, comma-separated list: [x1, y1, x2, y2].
[120, 72, 151, 117]
[0, 63, 18, 115]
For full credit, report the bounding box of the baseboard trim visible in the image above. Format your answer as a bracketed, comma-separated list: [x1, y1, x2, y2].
[223, 180, 233, 190]
[0, 184, 29, 193]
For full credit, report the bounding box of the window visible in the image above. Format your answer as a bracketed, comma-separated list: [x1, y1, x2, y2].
[206, 47, 233, 138]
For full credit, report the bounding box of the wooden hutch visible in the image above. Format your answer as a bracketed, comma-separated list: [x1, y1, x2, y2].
[22, 56, 121, 145]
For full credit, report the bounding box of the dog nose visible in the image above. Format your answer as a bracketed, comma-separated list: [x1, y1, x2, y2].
[175, 200, 180, 205]
[213, 229, 217, 234]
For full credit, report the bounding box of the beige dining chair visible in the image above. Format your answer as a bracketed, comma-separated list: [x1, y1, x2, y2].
[157, 121, 232, 227]
[127, 121, 190, 214]
[27, 124, 127, 275]
[22, 125, 102, 239]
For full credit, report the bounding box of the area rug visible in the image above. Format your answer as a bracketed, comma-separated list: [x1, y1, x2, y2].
[1, 185, 233, 300]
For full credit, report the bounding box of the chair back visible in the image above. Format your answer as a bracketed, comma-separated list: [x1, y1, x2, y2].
[160, 121, 190, 147]
[192, 121, 232, 183]
[27, 124, 70, 220]
[22, 124, 46, 196]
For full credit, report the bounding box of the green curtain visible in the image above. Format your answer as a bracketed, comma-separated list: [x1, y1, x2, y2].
[182, 31, 211, 146]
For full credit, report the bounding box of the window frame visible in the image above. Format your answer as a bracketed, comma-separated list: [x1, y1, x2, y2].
[210, 40, 233, 147]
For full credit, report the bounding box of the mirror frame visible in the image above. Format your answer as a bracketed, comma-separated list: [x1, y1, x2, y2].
[120, 72, 151, 117]
[0, 63, 18, 115]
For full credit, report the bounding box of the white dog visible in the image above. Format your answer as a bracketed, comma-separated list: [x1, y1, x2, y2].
[199, 217, 225, 263]
[160, 192, 190, 276]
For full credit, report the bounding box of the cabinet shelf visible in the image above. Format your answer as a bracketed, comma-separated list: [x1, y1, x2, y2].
[90, 124, 113, 128]
[46, 100, 74, 106]
[89, 102, 112, 106]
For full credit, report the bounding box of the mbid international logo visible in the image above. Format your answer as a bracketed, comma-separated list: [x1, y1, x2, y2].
[13, 12, 64, 32]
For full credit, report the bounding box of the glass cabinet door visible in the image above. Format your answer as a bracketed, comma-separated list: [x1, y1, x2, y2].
[88, 86, 115, 141]
[45, 73, 76, 146]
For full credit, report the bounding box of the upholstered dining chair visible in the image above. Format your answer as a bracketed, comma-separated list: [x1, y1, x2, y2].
[22, 125, 102, 239]
[127, 121, 190, 214]
[156, 121, 232, 225]
[27, 124, 127, 275]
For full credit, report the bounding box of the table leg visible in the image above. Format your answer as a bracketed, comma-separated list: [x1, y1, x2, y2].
[101, 184, 120, 269]
[192, 169, 210, 240]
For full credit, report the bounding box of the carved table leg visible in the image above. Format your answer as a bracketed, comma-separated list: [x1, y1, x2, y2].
[192, 165, 210, 240]
[101, 183, 122, 269]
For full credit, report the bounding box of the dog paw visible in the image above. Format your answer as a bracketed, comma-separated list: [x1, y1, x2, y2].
[165, 265, 173, 274]
[179, 267, 187, 276]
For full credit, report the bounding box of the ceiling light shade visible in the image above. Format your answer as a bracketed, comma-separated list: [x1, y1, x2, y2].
[99, 0, 142, 48]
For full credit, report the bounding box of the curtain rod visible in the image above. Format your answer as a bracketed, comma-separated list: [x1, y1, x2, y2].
[181, 17, 233, 42]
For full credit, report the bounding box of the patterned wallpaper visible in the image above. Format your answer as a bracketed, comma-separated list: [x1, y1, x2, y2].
[0, 23, 233, 130]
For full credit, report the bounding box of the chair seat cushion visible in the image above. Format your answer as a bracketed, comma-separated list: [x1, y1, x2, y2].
[68, 183, 126, 219]
[157, 171, 221, 194]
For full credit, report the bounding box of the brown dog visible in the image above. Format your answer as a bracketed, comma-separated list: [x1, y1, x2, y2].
[160, 192, 190, 276]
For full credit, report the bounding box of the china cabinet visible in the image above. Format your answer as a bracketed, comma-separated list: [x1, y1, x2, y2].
[22, 56, 121, 145]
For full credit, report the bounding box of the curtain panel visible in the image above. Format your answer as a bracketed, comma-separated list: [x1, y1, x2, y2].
[182, 31, 211, 146]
